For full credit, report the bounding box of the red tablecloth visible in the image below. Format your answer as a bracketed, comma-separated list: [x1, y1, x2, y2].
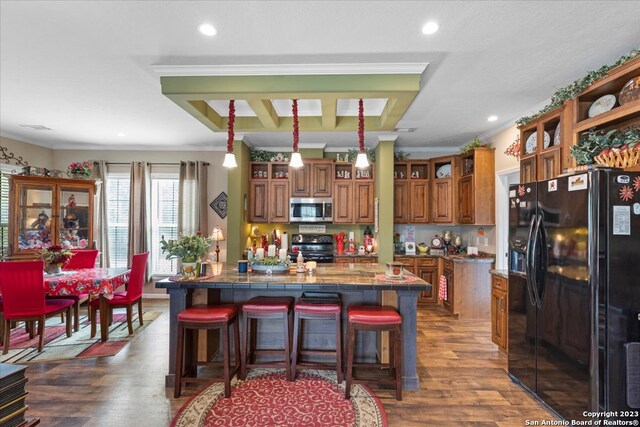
[44, 267, 130, 299]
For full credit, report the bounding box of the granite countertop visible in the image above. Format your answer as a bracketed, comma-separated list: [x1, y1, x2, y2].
[334, 252, 378, 258]
[156, 263, 431, 292]
[394, 253, 495, 263]
[489, 269, 508, 279]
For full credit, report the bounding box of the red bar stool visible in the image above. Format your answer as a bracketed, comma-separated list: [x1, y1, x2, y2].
[345, 305, 402, 400]
[174, 304, 240, 398]
[240, 296, 293, 381]
[290, 294, 342, 382]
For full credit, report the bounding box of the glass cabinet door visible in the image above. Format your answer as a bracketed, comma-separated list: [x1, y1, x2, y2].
[59, 186, 91, 249]
[17, 184, 55, 252]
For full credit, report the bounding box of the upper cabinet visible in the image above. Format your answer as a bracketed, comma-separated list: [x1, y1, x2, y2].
[394, 161, 430, 224]
[290, 159, 334, 198]
[8, 175, 96, 258]
[249, 162, 290, 223]
[431, 155, 459, 224]
[333, 161, 375, 224]
[458, 148, 495, 225]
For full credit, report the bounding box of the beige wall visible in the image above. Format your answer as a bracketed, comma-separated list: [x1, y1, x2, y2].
[487, 125, 520, 173]
[1, 136, 54, 169]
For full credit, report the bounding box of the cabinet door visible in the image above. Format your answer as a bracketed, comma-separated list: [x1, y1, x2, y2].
[491, 287, 507, 350]
[409, 181, 429, 223]
[538, 148, 561, 181]
[520, 156, 536, 184]
[333, 181, 353, 223]
[393, 257, 416, 274]
[432, 179, 453, 223]
[11, 181, 56, 255]
[393, 181, 408, 224]
[311, 163, 332, 197]
[58, 184, 94, 250]
[442, 265, 454, 312]
[458, 175, 474, 224]
[290, 164, 310, 197]
[269, 181, 289, 223]
[249, 181, 269, 223]
[354, 182, 374, 224]
[417, 265, 439, 303]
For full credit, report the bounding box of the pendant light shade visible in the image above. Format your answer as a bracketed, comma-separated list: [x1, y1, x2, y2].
[223, 99, 237, 168]
[289, 99, 304, 168]
[355, 98, 369, 169]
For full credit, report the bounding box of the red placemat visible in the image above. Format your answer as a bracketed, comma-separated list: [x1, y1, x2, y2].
[374, 274, 419, 283]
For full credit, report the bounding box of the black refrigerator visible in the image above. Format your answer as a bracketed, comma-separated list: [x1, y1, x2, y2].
[508, 169, 640, 421]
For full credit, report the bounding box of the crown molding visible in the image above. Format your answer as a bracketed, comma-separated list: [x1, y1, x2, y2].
[377, 135, 399, 142]
[395, 146, 459, 154]
[152, 62, 429, 77]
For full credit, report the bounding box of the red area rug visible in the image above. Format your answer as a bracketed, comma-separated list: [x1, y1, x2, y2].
[171, 369, 387, 427]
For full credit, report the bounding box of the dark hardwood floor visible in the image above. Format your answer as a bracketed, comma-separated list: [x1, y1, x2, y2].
[22, 299, 555, 426]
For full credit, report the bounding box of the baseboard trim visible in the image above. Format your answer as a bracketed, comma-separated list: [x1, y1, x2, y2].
[142, 293, 169, 299]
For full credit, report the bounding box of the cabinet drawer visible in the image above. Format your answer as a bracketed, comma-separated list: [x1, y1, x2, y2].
[334, 257, 351, 264]
[416, 257, 437, 267]
[492, 275, 507, 292]
[355, 257, 377, 263]
[443, 259, 454, 271]
[393, 257, 415, 267]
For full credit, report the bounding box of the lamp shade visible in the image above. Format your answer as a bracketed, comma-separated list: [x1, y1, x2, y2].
[211, 226, 224, 241]
[289, 152, 304, 168]
[355, 152, 370, 169]
[222, 153, 237, 168]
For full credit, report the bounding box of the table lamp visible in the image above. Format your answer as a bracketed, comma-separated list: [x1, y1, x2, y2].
[211, 226, 224, 263]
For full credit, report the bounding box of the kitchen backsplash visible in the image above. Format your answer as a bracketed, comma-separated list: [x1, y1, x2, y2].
[394, 224, 496, 253]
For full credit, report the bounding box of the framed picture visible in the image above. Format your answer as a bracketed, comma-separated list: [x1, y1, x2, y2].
[405, 241, 416, 255]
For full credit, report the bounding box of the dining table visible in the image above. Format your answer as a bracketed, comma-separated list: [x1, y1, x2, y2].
[44, 267, 130, 342]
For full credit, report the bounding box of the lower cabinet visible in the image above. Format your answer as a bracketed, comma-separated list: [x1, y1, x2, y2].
[334, 255, 378, 264]
[442, 259, 455, 312]
[393, 256, 439, 304]
[490, 273, 508, 353]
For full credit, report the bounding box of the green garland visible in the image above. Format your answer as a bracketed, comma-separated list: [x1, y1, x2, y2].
[517, 48, 640, 127]
[346, 148, 376, 162]
[460, 137, 490, 154]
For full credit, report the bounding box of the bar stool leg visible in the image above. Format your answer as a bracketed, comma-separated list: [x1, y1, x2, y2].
[345, 322, 355, 399]
[233, 317, 241, 377]
[335, 312, 343, 383]
[290, 311, 301, 382]
[174, 322, 185, 398]
[284, 312, 292, 381]
[240, 313, 249, 380]
[222, 321, 231, 397]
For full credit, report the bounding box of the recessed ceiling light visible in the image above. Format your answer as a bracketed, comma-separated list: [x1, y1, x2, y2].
[117, 132, 125, 137]
[198, 23, 217, 36]
[422, 21, 439, 35]
[488, 115, 498, 122]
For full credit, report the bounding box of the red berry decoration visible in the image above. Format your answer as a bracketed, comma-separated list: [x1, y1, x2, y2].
[619, 185, 634, 201]
[633, 176, 640, 192]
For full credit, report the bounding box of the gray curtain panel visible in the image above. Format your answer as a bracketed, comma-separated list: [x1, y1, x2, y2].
[178, 161, 208, 236]
[93, 161, 110, 267]
[128, 161, 151, 280]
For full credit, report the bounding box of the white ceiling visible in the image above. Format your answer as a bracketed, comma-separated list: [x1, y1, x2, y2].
[1, 1, 639, 151]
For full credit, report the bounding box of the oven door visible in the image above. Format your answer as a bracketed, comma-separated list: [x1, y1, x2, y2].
[290, 198, 330, 223]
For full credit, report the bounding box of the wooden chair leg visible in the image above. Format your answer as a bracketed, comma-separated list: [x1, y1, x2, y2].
[138, 299, 144, 326]
[126, 305, 134, 335]
[60, 313, 65, 323]
[73, 301, 80, 332]
[37, 316, 45, 352]
[65, 308, 72, 338]
[223, 322, 231, 397]
[0, 313, 3, 346]
[90, 305, 98, 338]
[345, 322, 355, 399]
[174, 323, 184, 398]
[2, 319, 10, 354]
[27, 321, 35, 339]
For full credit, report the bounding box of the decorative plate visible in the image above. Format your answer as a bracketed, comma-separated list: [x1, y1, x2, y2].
[588, 94, 616, 118]
[553, 122, 561, 146]
[525, 132, 537, 154]
[435, 164, 451, 178]
[542, 131, 551, 149]
[619, 76, 640, 105]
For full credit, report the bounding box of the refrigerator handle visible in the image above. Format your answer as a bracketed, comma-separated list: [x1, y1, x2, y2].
[530, 213, 542, 308]
[534, 213, 547, 309]
[525, 214, 537, 307]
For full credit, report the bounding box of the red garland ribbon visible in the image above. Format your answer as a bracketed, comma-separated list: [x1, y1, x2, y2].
[358, 98, 365, 152]
[292, 99, 299, 152]
[227, 99, 235, 153]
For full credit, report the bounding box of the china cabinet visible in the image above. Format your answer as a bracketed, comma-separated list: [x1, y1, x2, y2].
[8, 175, 95, 258]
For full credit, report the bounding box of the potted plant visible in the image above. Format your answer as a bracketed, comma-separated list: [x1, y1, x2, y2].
[160, 232, 212, 278]
[67, 161, 94, 178]
[39, 245, 74, 275]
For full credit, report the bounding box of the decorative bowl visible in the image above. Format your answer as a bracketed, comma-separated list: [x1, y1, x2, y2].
[417, 243, 429, 254]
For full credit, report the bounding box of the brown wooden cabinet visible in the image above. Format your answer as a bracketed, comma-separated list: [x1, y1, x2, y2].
[249, 180, 269, 223]
[334, 255, 378, 264]
[458, 147, 495, 225]
[290, 160, 333, 198]
[393, 181, 409, 223]
[269, 180, 289, 223]
[393, 256, 439, 304]
[249, 162, 290, 223]
[8, 175, 96, 257]
[333, 162, 374, 224]
[431, 155, 459, 224]
[393, 161, 429, 224]
[491, 273, 508, 353]
[441, 259, 455, 312]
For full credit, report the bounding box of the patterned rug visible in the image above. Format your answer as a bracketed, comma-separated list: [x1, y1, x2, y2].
[171, 369, 387, 427]
[0, 310, 160, 363]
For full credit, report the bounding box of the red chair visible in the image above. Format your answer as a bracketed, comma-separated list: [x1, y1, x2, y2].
[50, 249, 100, 331]
[90, 252, 148, 338]
[0, 260, 74, 354]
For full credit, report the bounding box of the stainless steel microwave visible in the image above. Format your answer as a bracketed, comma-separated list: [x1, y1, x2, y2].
[289, 197, 333, 223]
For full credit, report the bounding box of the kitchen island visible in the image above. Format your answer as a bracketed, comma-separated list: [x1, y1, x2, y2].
[156, 263, 431, 390]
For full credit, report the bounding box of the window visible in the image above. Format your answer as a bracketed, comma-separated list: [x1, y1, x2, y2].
[150, 175, 179, 275]
[0, 166, 11, 259]
[106, 174, 130, 268]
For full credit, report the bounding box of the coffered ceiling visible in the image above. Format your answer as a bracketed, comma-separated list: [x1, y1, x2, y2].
[1, 1, 639, 151]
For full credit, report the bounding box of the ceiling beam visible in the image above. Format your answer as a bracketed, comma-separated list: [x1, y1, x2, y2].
[246, 99, 279, 129]
[321, 97, 337, 130]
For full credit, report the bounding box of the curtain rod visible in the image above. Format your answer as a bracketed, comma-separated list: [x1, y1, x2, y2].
[102, 161, 210, 166]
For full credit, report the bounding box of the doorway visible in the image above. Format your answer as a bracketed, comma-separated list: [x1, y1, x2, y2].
[495, 168, 519, 270]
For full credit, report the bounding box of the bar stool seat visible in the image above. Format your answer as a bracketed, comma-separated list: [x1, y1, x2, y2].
[291, 296, 342, 383]
[345, 305, 402, 400]
[240, 296, 294, 381]
[174, 304, 240, 398]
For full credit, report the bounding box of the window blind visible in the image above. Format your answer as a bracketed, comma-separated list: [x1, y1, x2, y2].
[150, 176, 179, 275]
[106, 175, 130, 268]
[0, 171, 10, 259]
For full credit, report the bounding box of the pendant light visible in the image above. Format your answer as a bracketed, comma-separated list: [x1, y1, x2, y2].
[222, 99, 238, 168]
[289, 99, 304, 168]
[355, 98, 369, 169]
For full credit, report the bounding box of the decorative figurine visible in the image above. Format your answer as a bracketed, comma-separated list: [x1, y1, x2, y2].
[67, 194, 77, 207]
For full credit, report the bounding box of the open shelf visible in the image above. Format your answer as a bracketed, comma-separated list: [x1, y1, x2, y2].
[574, 98, 640, 132]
